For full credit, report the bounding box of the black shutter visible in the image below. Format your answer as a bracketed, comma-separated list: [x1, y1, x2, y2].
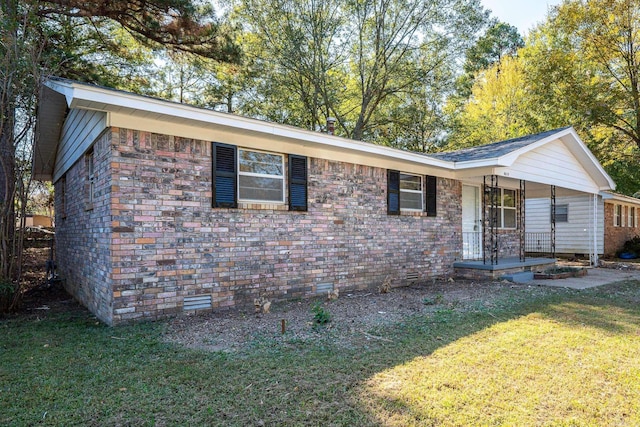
[288, 155, 308, 211]
[387, 170, 400, 215]
[212, 142, 237, 208]
[425, 175, 437, 217]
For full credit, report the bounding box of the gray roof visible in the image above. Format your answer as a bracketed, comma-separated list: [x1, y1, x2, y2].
[426, 127, 572, 162]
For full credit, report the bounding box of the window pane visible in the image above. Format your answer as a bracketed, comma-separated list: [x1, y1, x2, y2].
[400, 174, 421, 191]
[504, 209, 516, 228]
[490, 207, 502, 228]
[239, 150, 283, 175]
[239, 175, 283, 201]
[503, 189, 516, 207]
[400, 191, 422, 210]
[556, 204, 568, 222]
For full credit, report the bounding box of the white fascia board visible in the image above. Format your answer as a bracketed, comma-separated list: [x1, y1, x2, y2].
[47, 79, 455, 172]
[601, 191, 640, 205]
[44, 79, 77, 107]
[448, 158, 512, 170]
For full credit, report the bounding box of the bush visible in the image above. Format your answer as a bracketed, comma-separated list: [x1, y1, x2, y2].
[0, 280, 15, 313]
[311, 302, 331, 325]
[619, 235, 640, 257]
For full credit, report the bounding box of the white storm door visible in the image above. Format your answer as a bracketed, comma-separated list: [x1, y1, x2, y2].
[462, 185, 482, 259]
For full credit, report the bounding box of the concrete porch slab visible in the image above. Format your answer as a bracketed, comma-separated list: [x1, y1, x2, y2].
[454, 257, 556, 280]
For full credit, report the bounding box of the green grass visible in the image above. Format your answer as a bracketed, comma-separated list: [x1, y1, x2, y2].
[2, 281, 640, 426]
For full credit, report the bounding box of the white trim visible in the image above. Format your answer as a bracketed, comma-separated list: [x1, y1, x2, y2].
[237, 148, 285, 204]
[399, 173, 423, 212]
[38, 78, 616, 196]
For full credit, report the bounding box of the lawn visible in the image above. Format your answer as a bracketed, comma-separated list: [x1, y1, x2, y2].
[2, 280, 640, 426]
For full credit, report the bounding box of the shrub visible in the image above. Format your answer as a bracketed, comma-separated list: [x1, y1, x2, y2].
[619, 235, 640, 257]
[311, 302, 331, 325]
[0, 280, 15, 313]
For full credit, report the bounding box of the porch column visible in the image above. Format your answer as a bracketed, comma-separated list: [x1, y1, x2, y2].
[519, 180, 526, 262]
[550, 185, 556, 258]
[483, 175, 499, 265]
[591, 193, 599, 266]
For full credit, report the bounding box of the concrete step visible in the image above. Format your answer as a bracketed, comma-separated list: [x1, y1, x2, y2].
[502, 271, 534, 283]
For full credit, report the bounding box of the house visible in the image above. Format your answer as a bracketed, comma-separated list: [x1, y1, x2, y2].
[34, 78, 615, 325]
[525, 192, 640, 258]
[19, 214, 53, 228]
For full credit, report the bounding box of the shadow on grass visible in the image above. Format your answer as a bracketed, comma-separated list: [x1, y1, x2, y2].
[2, 281, 640, 426]
[360, 280, 640, 426]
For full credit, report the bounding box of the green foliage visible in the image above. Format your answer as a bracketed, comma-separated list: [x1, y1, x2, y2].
[621, 236, 640, 256]
[234, 0, 489, 142]
[0, 280, 15, 312]
[311, 302, 331, 325]
[456, 20, 524, 98]
[422, 294, 444, 305]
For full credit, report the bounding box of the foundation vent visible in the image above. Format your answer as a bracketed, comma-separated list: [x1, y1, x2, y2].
[406, 272, 419, 283]
[316, 282, 334, 295]
[184, 295, 212, 310]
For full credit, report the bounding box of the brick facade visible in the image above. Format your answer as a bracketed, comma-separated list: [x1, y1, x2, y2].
[56, 128, 463, 325]
[55, 130, 113, 322]
[603, 202, 640, 257]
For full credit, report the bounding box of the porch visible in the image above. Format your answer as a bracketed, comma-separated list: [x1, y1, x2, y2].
[454, 257, 556, 281]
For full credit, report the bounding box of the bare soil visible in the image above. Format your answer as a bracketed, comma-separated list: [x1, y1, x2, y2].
[11, 241, 568, 352]
[163, 279, 556, 353]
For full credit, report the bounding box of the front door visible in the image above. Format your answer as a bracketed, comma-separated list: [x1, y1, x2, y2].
[462, 185, 482, 259]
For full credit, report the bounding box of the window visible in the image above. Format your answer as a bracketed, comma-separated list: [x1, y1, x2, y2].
[212, 142, 307, 210]
[238, 149, 284, 202]
[85, 149, 95, 209]
[614, 204, 622, 227]
[552, 204, 568, 223]
[629, 206, 636, 228]
[387, 171, 437, 216]
[502, 189, 516, 228]
[488, 188, 517, 229]
[400, 173, 422, 211]
[59, 175, 66, 218]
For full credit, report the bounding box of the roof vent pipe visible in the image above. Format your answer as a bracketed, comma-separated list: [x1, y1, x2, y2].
[326, 117, 336, 135]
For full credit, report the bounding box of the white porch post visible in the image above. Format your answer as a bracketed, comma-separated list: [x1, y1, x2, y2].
[592, 193, 599, 266]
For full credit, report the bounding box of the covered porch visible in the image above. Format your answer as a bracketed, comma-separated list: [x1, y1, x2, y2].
[427, 127, 615, 281]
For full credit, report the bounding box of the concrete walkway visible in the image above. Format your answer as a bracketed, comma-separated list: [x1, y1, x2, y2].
[530, 267, 640, 290]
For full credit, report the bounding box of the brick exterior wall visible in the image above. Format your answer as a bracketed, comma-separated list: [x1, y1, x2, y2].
[55, 130, 113, 323]
[56, 127, 463, 325]
[603, 202, 640, 257]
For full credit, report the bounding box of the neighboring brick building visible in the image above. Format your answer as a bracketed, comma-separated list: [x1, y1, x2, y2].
[35, 78, 616, 325]
[603, 195, 640, 257]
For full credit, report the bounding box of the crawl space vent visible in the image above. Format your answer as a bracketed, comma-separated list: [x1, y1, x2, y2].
[406, 272, 419, 283]
[315, 282, 334, 295]
[183, 295, 212, 310]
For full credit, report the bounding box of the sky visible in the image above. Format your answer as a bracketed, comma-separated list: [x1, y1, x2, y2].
[480, 0, 563, 35]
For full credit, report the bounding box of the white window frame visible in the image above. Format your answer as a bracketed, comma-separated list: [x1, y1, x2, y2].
[629, 206, 636, 228]
[614, 204, 622, 227]
[399, 173, 423, 212]
[237, 148, 285, 203]
[498, 188, 517, 230]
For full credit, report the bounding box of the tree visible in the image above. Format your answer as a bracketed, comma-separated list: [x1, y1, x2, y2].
[518, 0, 640, 194]
[0, 0, 241, 311]
[236, 0, 488, 141]
[445, 56, 538, 149]
[456, 21, 523, 98]
[443, 0, 640, 195]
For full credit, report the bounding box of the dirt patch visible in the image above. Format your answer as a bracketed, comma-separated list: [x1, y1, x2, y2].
[163, 280, 555, 353]
[9, 242, 568, 350]
[1, 245, 81, 321]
